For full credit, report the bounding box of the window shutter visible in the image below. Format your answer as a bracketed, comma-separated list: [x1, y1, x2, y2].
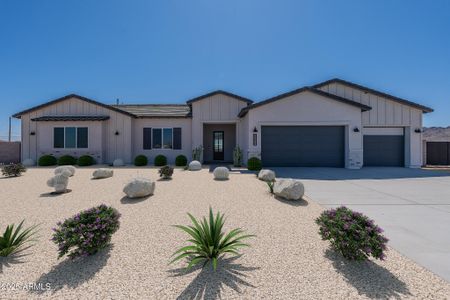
[173, 128, 182, 150]
[143, 128, 152, 149]
[54, 128, 64, 148]
[77, 127, 88, 148]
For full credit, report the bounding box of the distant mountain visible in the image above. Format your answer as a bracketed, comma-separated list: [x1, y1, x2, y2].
[423, 127, 450, 141]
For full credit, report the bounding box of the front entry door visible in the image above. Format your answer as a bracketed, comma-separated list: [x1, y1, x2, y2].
[213, 131, 224, 160]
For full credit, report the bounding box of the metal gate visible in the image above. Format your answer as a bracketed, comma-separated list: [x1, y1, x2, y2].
[426, 142, 450, 165]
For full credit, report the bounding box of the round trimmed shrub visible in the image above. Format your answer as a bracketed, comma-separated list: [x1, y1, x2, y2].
[247, 157, 262, 171]
[134, 155, 148, 166]
[38, 155, 57, 166]
[154, 155, 167, 166]
[316, 206, 389, 261]
[77, 155, 95, 166]
[58, 155, 77, 166]
[175, 155, 188, 166]
[52, 204, 121, 259]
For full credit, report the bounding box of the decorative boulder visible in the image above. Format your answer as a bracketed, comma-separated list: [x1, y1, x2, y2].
[113, 159, 124, 167]
[47, 169, 71, 193]
[273, 179, 305, 200]
[92, 168, 114, 179]
[22, 158, 35, 167]
[55, 165, 76, 177]
[258, 169, 276, 182]
[123, 178, 155, 198]
[213, 167, 229, 180]
[188, 160, 202, 171]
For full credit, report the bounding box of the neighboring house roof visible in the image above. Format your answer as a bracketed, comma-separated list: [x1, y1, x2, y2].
[30, 115, 110, 121]
[113, 104, 191, 118]
[313, 78, 434, 113]
[186, 90, 253, 105]
[238, 87, 372, 117]
[12, 94, 136, 118]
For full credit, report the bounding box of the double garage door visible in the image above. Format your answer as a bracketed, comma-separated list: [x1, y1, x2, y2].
[261, 126, 405, 167]
[261, 126, 345, 167]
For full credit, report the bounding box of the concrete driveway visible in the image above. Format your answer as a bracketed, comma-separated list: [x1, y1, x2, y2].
[273, 167, 450, 282]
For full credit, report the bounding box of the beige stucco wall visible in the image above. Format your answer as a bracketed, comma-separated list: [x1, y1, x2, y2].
[245, 90, 363, 169]
[20, 97, 133, 164]
[318, 82, 424, 167]
[191, 94, 249, 162]
[132, 118, 192, 164]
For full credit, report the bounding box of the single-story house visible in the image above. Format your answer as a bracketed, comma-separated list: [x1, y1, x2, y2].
[12, 78, 433, 168]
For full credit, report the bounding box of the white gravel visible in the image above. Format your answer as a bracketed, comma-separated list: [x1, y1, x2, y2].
[0, 167, 449, 299]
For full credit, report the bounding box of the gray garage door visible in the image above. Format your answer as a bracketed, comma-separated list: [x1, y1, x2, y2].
[363, 135, 404, 166]
[261, 126, 345, 167]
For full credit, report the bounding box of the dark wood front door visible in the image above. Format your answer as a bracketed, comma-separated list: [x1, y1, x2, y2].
[213, 131, 224, 160]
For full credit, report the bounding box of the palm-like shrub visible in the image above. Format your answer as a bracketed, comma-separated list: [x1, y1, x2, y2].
[134, 155, 148, 166]
[78, 155, 95, 166]
[0, 220, 38, 257]
[154, 155, 167, 166]
[175, 155, 188, 166]
[52, 204, 121, 259]
[158, 165, 174, 179]
[1, 163, 26, 177]
[316, 206, 389, 261]
[38, 155, 57, 166]
[247, 157, 262, 171]
[266, 180, 275, 194]
[58, 155, 77, 166]
[171, 208, 254, 270]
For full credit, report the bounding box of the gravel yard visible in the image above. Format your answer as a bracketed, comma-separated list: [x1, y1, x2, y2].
[1, 167, 449, 299]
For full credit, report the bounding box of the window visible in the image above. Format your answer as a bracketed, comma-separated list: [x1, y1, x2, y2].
[54, 127, 88, 149]
[149, 128, 180, 150]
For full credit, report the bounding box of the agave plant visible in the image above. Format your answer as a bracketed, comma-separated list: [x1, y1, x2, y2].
[267, 180, 275, 194]
[171, 208, 254, 270]
[0, 220, 38, 257]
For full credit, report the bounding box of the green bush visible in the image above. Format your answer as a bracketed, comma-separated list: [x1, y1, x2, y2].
[1, 163, 26, 177]
[134, 155, 148, 166]
[38, 155, 57, 166]
[171, 208, 254, 270]
[175, 155, 187, 166]
[316, 206, 389, 261]
[58, 155, 77, 166]
[77, 155, 95, 166]
[247, 157, 262, 171]
[0, 220, 38, 257]
[52, 204, 121, 259]
[154, 155, 167, 166]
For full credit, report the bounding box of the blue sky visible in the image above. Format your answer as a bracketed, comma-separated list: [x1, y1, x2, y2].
[1, 0, 449, 140]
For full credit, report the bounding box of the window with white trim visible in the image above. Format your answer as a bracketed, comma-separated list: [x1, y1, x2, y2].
[54, 127, 88, 149]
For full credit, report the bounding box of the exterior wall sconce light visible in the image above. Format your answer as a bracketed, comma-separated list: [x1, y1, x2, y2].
[30, 131, 36, 136]
[253, 127, 258, 133]
[414, 128, 422, 133]
[353, 127, 360, 133]
[115, 131, 120, 136]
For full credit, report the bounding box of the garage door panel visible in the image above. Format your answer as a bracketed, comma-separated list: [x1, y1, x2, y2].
[363, 135, 404, 166]
[261, 126, 345, 167]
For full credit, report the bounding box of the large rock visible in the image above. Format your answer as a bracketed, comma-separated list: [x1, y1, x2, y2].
[47, 169, 71, 193]
[123, 178, 155, 198]
[258, 169, 276, 182]
[273, 179, 304, 200]
[92, 168, 113, 179]
[22, 158, 35, 167]
[188, 160, 202, 171]
[55, 165, 76, 177]
[113, 159, 124, 167]
[213, 167, 229, 180]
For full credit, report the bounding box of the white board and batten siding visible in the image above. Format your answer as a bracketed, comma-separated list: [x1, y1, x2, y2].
[20, 97, 133, 164]
[318, 82, 423, 167]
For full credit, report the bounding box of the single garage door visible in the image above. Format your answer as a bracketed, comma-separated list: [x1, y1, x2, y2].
[261, 126, 345, 167]
[363, 135, 404, 166]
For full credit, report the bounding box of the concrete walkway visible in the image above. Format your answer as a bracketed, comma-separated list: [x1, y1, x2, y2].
[274, 167, 450, 282]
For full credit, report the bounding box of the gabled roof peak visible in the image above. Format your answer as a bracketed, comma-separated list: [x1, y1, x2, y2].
[186, 90, 253, 105]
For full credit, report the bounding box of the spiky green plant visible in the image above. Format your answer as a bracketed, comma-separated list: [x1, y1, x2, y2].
[0, 220, 38, 257]
[267, 180, 275, 194]
[171, 208, 254, 270]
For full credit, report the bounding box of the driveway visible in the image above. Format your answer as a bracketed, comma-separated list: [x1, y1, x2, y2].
[274, 167, 450, 282]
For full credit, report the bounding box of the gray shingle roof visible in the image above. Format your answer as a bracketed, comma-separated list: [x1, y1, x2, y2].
[113, 104, 191, 118]
[31, 115, 110, 121]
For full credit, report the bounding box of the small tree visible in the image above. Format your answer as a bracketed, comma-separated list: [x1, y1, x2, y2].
[233, 146, 243, 167]
[192, 145, 203, 161]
